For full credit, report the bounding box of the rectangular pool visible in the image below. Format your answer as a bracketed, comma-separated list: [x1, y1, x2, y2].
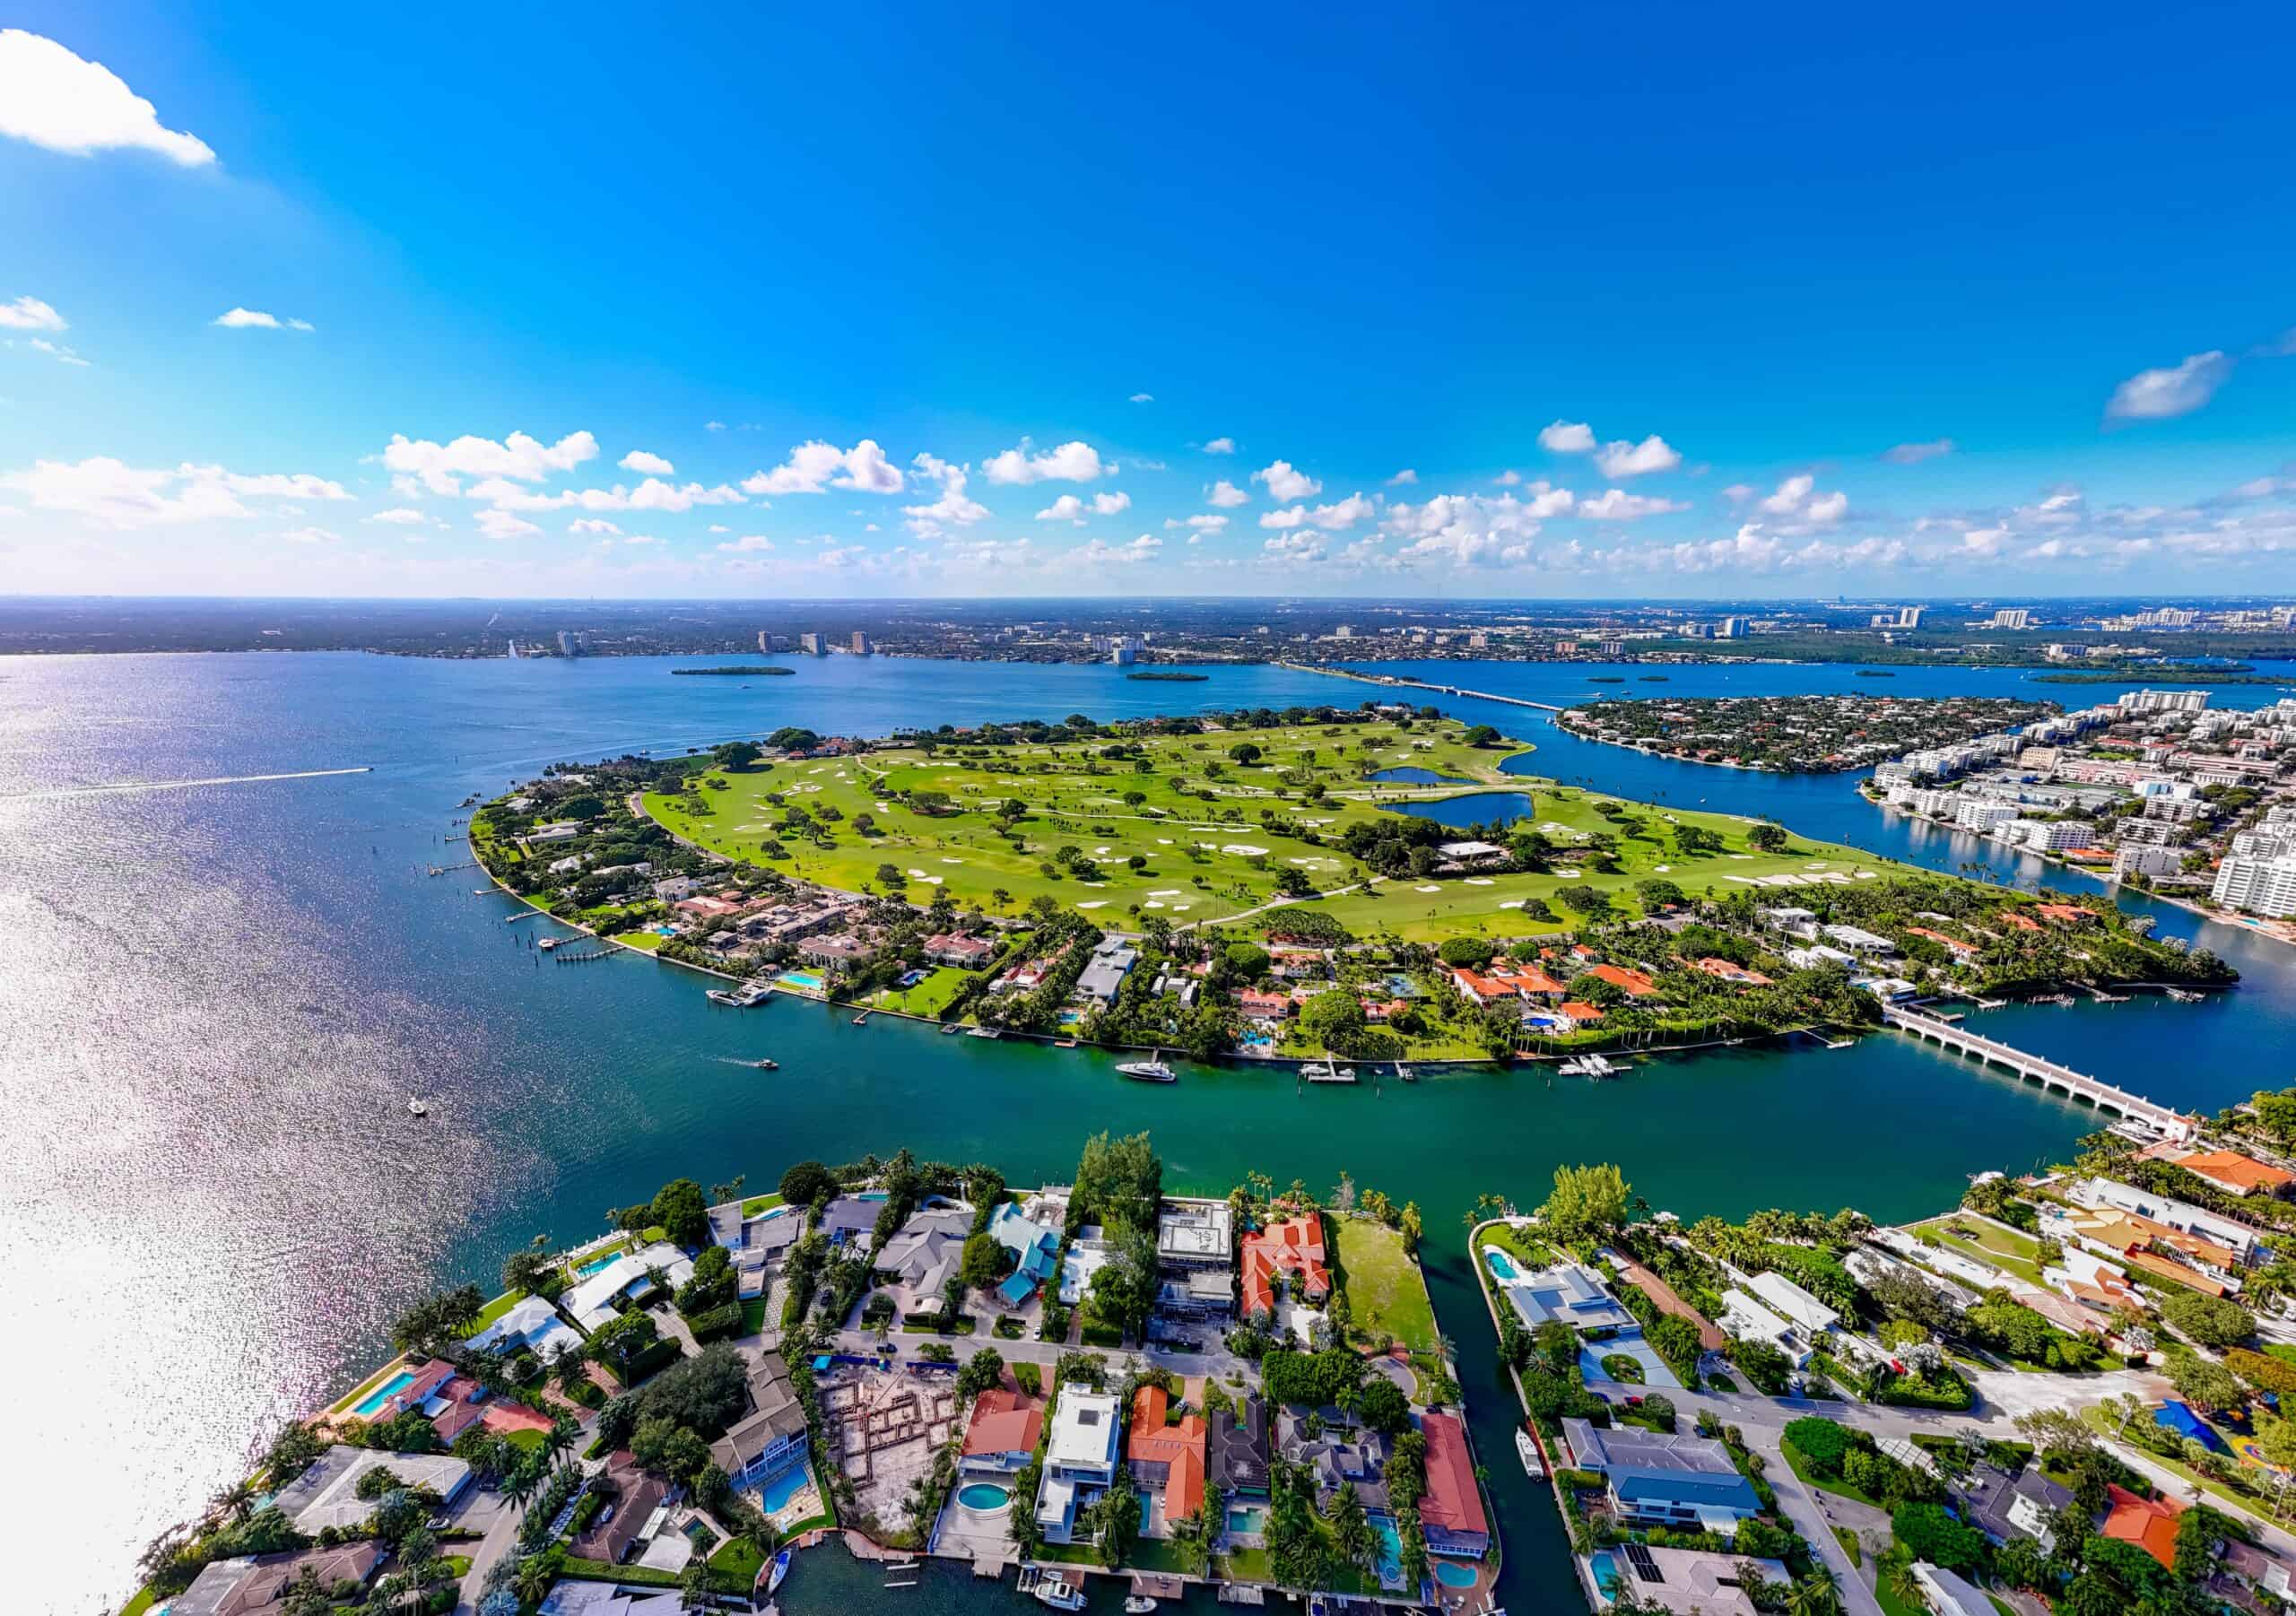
[350, 1368, 416, 1418]
[777, 970, 825, 991]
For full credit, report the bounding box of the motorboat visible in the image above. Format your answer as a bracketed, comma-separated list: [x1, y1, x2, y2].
[538, 936, 562, 951]
[407, 1098, 429, 1117]
[1516, 1427, 1544, 1478]
[1124, 1600, 1160, 1614]
[939, 1021, 963, 1035]
[753, 1058, 779, 1071]
[1118, 1050, 1177, 1083]
[764, 1549, 791, 1594]
[1304, 1060, 1356, 1083]
[967, 1025, 1001, 1039]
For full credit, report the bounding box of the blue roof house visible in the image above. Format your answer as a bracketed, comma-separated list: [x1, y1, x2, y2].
[989, 1203, 1063, 1307]
[1561, 1419, 1762, 1534]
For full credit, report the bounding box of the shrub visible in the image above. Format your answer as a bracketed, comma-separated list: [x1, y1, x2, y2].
[1437, 937, 1495, 969]
[2229, 1347, 2296, 1395]
[1784, 1416, 1855, 1475]
[1892, 1501, 1986, 1572]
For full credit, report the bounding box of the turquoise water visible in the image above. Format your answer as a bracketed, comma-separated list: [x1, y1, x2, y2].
[1590, 1549, 1622, 1597]
[757, 1464, 812, 1513]
[349, 1368, 415, 1418]
[1227, 1505, 1264, 1533]
[1483, 1248, 1519, 1282]
[9, 647, 2296, 1614]
[778, 970, 825, 990]
[571, 1250, 621, 1276]
[1369, 765, 1473, 784]
[955, 1482, 1011, 1510]
[1434, 1560, 1481, 1588]
[1373, 1515, 1403, 1585]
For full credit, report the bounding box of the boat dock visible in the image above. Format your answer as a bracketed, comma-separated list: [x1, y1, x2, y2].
[1881, 1004, 2199, 1142]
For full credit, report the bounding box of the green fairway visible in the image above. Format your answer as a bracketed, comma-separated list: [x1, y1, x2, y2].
[643, 716, 1910, 944]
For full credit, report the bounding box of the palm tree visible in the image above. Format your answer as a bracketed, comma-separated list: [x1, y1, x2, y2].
[208, 1476, 260, 1525]
[1787, 1565, 1843, 1616]
[513, 1553, 557, 1607]
[544, 1416, 579, 1476]
[1883, 1556, 1923, 1608]
[504, 1463, 541, 1515]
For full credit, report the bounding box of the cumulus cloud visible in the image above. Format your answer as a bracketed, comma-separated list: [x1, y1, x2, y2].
[1883, 438, 1954, 465]
[1538, 420, 1596, 454]
[279, 526, 337, 543]
[1259, 506, 1308, 530]
[1206, 479, 1249, 508]
[1202, 437, 1236, 455]
[0, 295, 65, 331]
[744, 439, 903, 494]
[366, 508, 428, 526]
[476, 508, 540, 540]
[1752, 474, 1847, 526]
[213, 308, 314, 332]
[0, 456, 346, 527]
[465, 475, 743, 514]
[982, 439, 1109, 485]
[619, 450, 674, 475]
[383, 429, 598, 495]
[1578, 488, 1691, 521]
[2106, 350, 2232, 421]
[1382, 491, 1557, 569]
[1252, 460, 1321, 500]
[901, 453, 989, 536]
[1261, 530, 1327, 564]
[0, 30, 216, 166]
[1386, 468, 1418, 486]
[1092, 491, 1130, 515]
[568, 517, 622, 534]
[1062, 534, 1162, 568]
[1036, 494, 1091, 524]
[1309, 492, 1374, 529]
[718, 534, 775, 552]
[1593, 434, 1683, 478]
[1184, 513, 1229, 533]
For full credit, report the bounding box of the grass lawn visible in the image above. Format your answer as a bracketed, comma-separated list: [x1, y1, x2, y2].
[1903, 1215, 2046, 1288]
[1600, 1353, 1648, 1386]
[1127, 1536, 1194, 1575]
[1875, 1572, 1927, 1616]
[740, 1192, 785, 1215]
[869, 965, 970, 1018]
[1334, 1215, 1439, 1351]
[610, 930, 665, 951]
[118, 1588, 157, 1616]
[1780, 1438, 1882, 1507]
[463, 1289, 525, 1337]
[709, 1537, 768, 1587]
[561, 1557, 681, 1587]
[1479, 1222, 1560, 1269]
[1215, 1547, 1274, 1584]
[504, 1428, 549, 1452]
[1831, 1526, 1862, 1568]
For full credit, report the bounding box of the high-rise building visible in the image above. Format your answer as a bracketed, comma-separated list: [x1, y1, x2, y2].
[1109, 639, 1138, 666]
[2213, 856, 2296, 918]
[1896, 605, 1926, 629]
[556, 630, 587, 656]
[1985, 608, 2031, 630]
[848, 630, 873, 656]
[798, 631, 827, 656]
[1333, 625, 1355, 639]
[1715, 616, 1751, 639]
[2117, 688, 2209, 715]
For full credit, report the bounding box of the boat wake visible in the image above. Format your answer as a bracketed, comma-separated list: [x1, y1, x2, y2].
[2, 766, 374, 802]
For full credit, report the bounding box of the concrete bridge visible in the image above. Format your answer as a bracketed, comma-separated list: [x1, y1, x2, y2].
[1882, 1004, 2198, 1142]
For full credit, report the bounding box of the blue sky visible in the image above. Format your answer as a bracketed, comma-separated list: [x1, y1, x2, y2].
[3, 3, 2293, 599]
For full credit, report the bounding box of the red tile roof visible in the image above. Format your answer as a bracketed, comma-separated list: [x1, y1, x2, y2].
[1556, 1001, 1605, 1023]
[2102, 1483, 2181, 1568]
[1127, 1385, 1207, 1521]
[1241, 1214, 1329, 1318]
[962, 1387, 1044, 1457]
[2178, 1151, 2296, 1195]
[1418, 1411, 1489, 1541]
[1587, 963, 1658, 998]
[1691, 957, 1772, 985]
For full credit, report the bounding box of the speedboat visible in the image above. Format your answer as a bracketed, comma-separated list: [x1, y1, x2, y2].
[407, 1098, 429, 1117]
[967, 1025, 1001, 1039]
[1117, 1050, 1177, 1082]
[765, 1549, 791, 1593]
[1124, 1600, 1159, 1614]
[1516, 1427, 1544, 1477]
[939, 1021, 962, 1035]
[707, 988, 742, 1006]
[754, 1058, 779, 1071]
[538, 936, 562, 951]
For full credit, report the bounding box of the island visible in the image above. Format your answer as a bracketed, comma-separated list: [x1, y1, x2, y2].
[1474, 1112, 2296, 1615]
[1561, 693, 2057, 773]
[131, 1132, 1497, 1614]
[1126, 670, 1210, 682]
[469, 705, 2225, 1075]
[671, 665, 797, 677]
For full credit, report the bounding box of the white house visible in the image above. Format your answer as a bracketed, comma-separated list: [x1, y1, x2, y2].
[1719, 1289, 1813, 1369]
[468, 1293, 585, 1363]
[1744, 1271, 1839, 1337]
[270, 1447, 473, 1535]
[1036, 1390, 1122, 1543]
[1910, 1564, 1994, 1616]
[564, 1242, 696, 1332]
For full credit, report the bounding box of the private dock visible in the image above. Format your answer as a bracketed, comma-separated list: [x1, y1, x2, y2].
[1882, 1003, 2198, 1142]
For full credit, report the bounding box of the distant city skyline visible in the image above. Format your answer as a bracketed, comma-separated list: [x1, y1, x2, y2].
[3, 8, 2294, 599]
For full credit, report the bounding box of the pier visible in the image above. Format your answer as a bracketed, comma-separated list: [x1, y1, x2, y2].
[1881, 1004, 2198, 1142]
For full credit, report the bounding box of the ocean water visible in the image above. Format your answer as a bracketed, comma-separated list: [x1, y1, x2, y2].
[3, 649, 2291, 1614]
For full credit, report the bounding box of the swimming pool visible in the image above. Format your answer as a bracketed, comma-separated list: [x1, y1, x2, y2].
[1590, 1550, 1623, 1598]
[1372, 1516, 1402, 1586]
[1226, 1504, 1265, 1533]
[350, 1368, 415, 1418]
[571, 1249, 622, 1276]
[1433, 1560, 1479, 1589]
[956, 1482, 1012, 1510]
[1483, 1247, 1520, 1282]
[777, 970, 825, 991]
[755, 1464, 812, 1513]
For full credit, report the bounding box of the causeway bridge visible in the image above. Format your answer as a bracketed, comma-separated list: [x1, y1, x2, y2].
[1277, 662, 1566, 712]
[1882, 1004, 2198, 1142]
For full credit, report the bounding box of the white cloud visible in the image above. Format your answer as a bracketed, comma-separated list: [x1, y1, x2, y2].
[213, 308, 314, 332]
[1493, 470, 1522, 486]
[1261, 530, 1327, 564]
[619, 450, 674, 475]
[1128, 392, 1154, 404]
[1259, 505, 1308, 530]
[1203, 437, 1236, 455]
[1062, 534, 1162, 568]
[383, 430, 597, 495]
[568, 517, 622, 535]
[1538, 421, 1596, 454]
[1577, 488, 1690, 521]
[622, 534, 660, 545]
[901, 453, 988, 536]
[1721, 483, 1755, 504]
[279, 526, 337, 543]
[476, 508, 541, 540]
[0, 30, 215, 166]
[1309, 492, 1374, 529]
[1883, 438, 1953, 465]
[367, 508, 428, 526]
[1036, 493, 1090, 524]
[1092, 491, 1131, 516]
[718, 534, 775, 552]
[1252, 459, 1321, 500]
[0, 296, 65, 331]
[982, 439, 1110, 485]
[2106, 350, 2232, 421]
[464, 475, 742, 514]
[0, 457, 345, 527]
[1386, 468, 1418, 486]
[704, 420, 727, 432]
[743, 439, 903, 494]
[1755, 475, 1813, 517]
[1593, 435, 1682, 478]
[1381, 491, 1550, 568]
[1206, 479, 1249, 508]
[1184, 513, 1229, 533]
[20, 336, 90, 366]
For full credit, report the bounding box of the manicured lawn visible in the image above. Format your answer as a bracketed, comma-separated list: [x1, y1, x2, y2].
[1334, 1215, 1439, 1351]
[118, 1587, 157, 1616]
[1875, 1572, 1927, 1616]
[870, 965, 970, 1018]
[709, 1536, 768, 1587]
[463, 1289, 524, 1337]
[740, 1193, 785, 1215]
[1600, 1353, 1647, 1386]
[740, 1298, 769, 1335]
[1904, 1215, 2045, 1287]
[504, 1428, 549, 1452]
[611, 930, 665, 951]
[561, 1556, 682, 1586]
[1127, 1536, 1193, 1574]
[1780, 1438, 1881, 1507]
[1216, 1547, 1274, 1584]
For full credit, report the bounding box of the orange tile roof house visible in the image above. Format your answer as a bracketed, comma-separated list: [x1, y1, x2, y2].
[1241, 1213, 1330, 1318]
[2178, 1151, 2296, 1198]
[1417, 1410, 1492, 1558]
[1127, 1384, 1208, 1527]
[1448, 965, 1565, 1004]
[961, 1387, 1044, 1475]
[2102, 1483, 2182, 1568]
[1691, 957, 1773, 986]
[1556, 1001, 1606, 1026]
[1237, 987, 1292, 1021]
[1587, 963, 1659, 998]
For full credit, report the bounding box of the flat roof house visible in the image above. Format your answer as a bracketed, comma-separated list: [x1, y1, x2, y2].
[1561, 1421, 1761, 1534]
[1744, 1271, 1839, 1337]
[1497, 1261, 1634, 1334]
[1036, 1390, 1122, 1544]
[1157, 1201, 1235, 1270]
[1719, 1288, 1814, 1370]
[563, 1242, 697, 1332]
[960, 1387, 1044, 1476]
[1419, 1411, 1492, 1560]
[270, 1446, 474, 1536]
